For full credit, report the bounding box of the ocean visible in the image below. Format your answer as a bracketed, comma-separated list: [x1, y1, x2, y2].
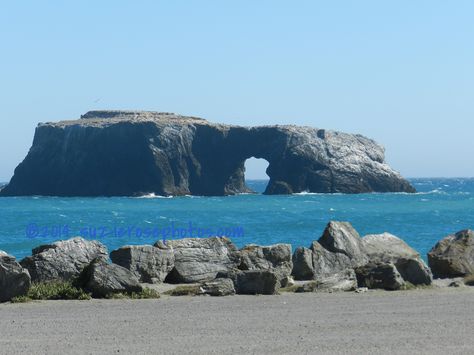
[0, 178, 472, 261]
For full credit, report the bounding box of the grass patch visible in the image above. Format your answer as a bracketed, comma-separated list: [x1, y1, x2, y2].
[11, 281, 91, 303]
[163, 285, 201, 296]
[106, 288, 161, 299]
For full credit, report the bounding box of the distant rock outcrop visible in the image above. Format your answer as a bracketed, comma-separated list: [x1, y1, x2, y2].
[0, 110, 414, 196]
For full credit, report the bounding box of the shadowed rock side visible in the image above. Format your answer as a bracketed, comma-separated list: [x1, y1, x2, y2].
[0, 110, 415, 196]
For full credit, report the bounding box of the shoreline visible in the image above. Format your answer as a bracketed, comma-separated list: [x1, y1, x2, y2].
[2, 287, 474, 354]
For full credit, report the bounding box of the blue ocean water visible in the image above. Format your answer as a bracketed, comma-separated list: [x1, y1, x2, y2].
[0, 178, 472, 261]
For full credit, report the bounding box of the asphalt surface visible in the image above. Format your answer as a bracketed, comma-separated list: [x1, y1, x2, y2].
[1, 288, 474, 354]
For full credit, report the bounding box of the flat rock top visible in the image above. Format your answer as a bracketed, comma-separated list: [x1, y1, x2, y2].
[39, 110, 321, 132]
[42, 110, 209, 128]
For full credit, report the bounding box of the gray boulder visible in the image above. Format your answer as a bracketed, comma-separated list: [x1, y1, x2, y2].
[363, 233, 432, 285]
[200, 278, 235, 296]
[110, 245, 174, 283]
[428, 230, 474, 278]
[78, 259, 142, 298]
[239, 244, 292, 286]
[20, 237, 108, 282]
[318, 221, 368, 266]
[291, 247, 314, 280]
[309, 221, 369, 278]
[355, 262, 405, 290]
[155, 237, 240, 283]
[235, 270, 280, 295]
[0, 253, 31, 302]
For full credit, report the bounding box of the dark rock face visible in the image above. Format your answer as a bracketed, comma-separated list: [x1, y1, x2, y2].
[20, 237, 108, 283]
[235, 270, 280, 295]
[155, 237, 240, 283]
[355, 262, 406, 290]
[292, 247, 314, 280]
[0, 253, 31, 302]
[0, 110, 415, 197]
[238, 244, 292, 286]
[200, 278, 236, 296]
[77, 259, 143, 298]
[428, 230, 474, 278]
[110, 245, 174, 283]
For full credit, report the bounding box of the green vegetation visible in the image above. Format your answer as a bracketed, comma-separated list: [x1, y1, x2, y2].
[11, 281, 91, 303]
[163, 285, 201, 296]
[106, 288, 161, 299]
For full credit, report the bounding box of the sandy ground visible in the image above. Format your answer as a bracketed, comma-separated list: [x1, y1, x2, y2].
[1, 287, 474, 355]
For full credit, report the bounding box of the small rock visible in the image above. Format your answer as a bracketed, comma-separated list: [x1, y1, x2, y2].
[200, 278, 235, 296]
[355, 262, 405, 291]
[235, 270, 280, 295]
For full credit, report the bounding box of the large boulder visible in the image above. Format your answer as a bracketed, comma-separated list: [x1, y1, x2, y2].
[235, 270, 280, 295]
[155, 237, 240, 283]
[77, 259, 143, 298]
[21, 237, 108, 283]
[110, 245, 174, 283]
[291, 247, 314, 280]
[363, 233, 432, 285]
[308, 222, 368, 278]
[200, 278, 235, 296]
[318, 221, 368, 265]
[355, 262, 405, 291]
[0, 253, 31, 302]
[239, 244, 292, 286]
[428, 230, 474, 278]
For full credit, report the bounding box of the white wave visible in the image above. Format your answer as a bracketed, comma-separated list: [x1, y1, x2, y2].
[135, 193, 173, 199]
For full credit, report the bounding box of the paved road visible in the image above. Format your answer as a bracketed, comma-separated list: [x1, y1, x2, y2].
[1, 288, 474, 354]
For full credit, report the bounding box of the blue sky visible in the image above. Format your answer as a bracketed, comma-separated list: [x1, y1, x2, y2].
[0, 1, 473, 180]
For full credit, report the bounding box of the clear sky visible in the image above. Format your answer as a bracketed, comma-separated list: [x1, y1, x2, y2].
[1, 1, 473, 181]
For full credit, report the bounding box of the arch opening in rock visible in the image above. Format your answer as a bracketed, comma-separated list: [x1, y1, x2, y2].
[244, 157, 270, 193]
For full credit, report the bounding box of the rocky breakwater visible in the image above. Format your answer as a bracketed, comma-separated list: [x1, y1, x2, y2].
[3, 224, 473, 302]
[0, 110, 415, 196]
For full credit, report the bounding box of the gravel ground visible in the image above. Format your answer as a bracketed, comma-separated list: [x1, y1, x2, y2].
[1, 288, 474, 354]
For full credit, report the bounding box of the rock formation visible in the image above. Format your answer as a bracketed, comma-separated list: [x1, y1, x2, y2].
[428, 229, 474, 278]
[292, 221, 432, 290]
[20, 237, 108, 282]
[0, 110, 415, 196]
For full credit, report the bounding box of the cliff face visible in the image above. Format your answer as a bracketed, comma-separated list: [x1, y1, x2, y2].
[1, 110, 415, 196]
